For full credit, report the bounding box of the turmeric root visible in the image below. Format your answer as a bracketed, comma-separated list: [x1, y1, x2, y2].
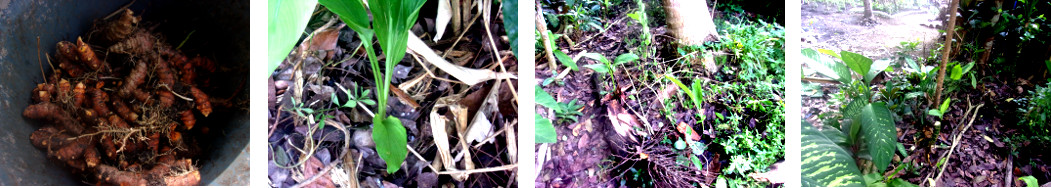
[90, 88, 111, 117]
[189, 87, 211, 117]
[24, 102, 83, 135]
[111, 99, 138, 122]
[32, 83, 55, 103]
[76, 37, 104, 70]
[109, 30, 155, 56]
[95, 8, 140, 46]
[119, 61, 147, 97]
[28, 8, 217, 186]
[179, 110, 195, 130]
[73, 82, 87, 107]
[95, 164, 147, 186]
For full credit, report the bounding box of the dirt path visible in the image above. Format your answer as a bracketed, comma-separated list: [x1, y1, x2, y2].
[801, 2, 941, 59]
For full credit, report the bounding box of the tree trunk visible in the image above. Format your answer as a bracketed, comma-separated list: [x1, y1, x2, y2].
[662, 0, 717, 46]
[863, 0, 874, 20]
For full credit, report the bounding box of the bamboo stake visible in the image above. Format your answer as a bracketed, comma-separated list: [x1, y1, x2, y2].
[934, 0, 961, 104]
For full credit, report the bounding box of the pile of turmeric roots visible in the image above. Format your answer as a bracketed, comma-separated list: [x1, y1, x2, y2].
[24, 8, 215, 186]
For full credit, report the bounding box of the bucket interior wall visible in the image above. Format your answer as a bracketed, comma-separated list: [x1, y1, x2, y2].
[0, 0, 249, 185]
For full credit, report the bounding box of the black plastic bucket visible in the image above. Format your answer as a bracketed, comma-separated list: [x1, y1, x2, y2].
[0, 0, 248, 185]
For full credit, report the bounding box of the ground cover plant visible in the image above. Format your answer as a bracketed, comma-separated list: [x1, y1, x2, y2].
[267, 0, 519, 187]
[535, 0, 785, 187]
[801, 0, 1051, 186]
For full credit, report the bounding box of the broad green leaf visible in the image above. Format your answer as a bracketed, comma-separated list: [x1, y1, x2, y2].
[961, 61, 974, 75]
[970, 73, 977, 88]
[842, 99, 867, 142]
[817, 49, 841, 59]
[580, 53, 610, 64]
[665, 75, 696, 102]
[1019, 176, 1039, 187]
[501, 0, 518, 58]
[268, 0, 318, 75]
[802, 121, 864, 187]
[820, 125, 848, 147]
[691, 80, 704, 106]
[535, 85, 561, 111]
[888, 177, 918, 187]
[860, 103, 897, 173]
[690, 155, 703, 171]
[584, 64, 610, 73]
[950, 63, 963, 80]
[613, 53, 639, 65]
[801, 48, 850, 83]
[927, 109, 943, 118]
[862, 173, 887, 187]
[866, 59, 892, 84]
[939, 98, 951, 113]
[554, 51, 578, 71]
[319, 0, 369, 32]
[535, 114, 557, 143]
[372, 115, 408, 173]
[841, 51, 873, 80]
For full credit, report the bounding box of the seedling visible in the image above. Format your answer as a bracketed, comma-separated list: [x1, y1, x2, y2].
[320, 0, 426, 173]
[554, 99, 585, 123]
[332, 85, 376, 109]
[927, 98, 951, 120]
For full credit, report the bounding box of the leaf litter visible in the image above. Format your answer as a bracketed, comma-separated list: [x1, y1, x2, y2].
[268, 0, 518, 187]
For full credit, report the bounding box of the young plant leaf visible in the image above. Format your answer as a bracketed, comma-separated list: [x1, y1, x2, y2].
[554, 50, 578, 71]
[939, 98, 951, 113]
[840, 51, 873, 80]
[613, 53, 639, 65]
[665, 75, 698, 105]
[372, 115, 408, 173]
[268, 0, 318, 75]
[535, 85, 561, 111]
[801, 48, 850, 83]
[535, 114, 557, 143]
[501, 0, 518, 57]
[1019, 176, 1039, 187]
[927, 109, 943, 118]
[584, 64, 610, 73]
[950, 63, 963, 80]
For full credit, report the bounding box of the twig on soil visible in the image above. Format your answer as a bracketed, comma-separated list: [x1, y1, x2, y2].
[289, 119, 350, 188]
[436, 164, 517, 175]
[442, 8, 483, 59]
[407, 144, 440, 173]
[536, 3, 558, 74]
[932, 102, 982, 185]
[408, 53, 465, 84]
[1005, 155, 1012, 187]
[571, 17, 628, 49]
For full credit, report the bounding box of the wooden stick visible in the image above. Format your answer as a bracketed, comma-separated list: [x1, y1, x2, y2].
[934, 0, 961, 105]
[536, 2, 557, 73]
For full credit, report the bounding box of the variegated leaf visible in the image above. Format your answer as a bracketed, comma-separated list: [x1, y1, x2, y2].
[802, 121, 864, 187]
